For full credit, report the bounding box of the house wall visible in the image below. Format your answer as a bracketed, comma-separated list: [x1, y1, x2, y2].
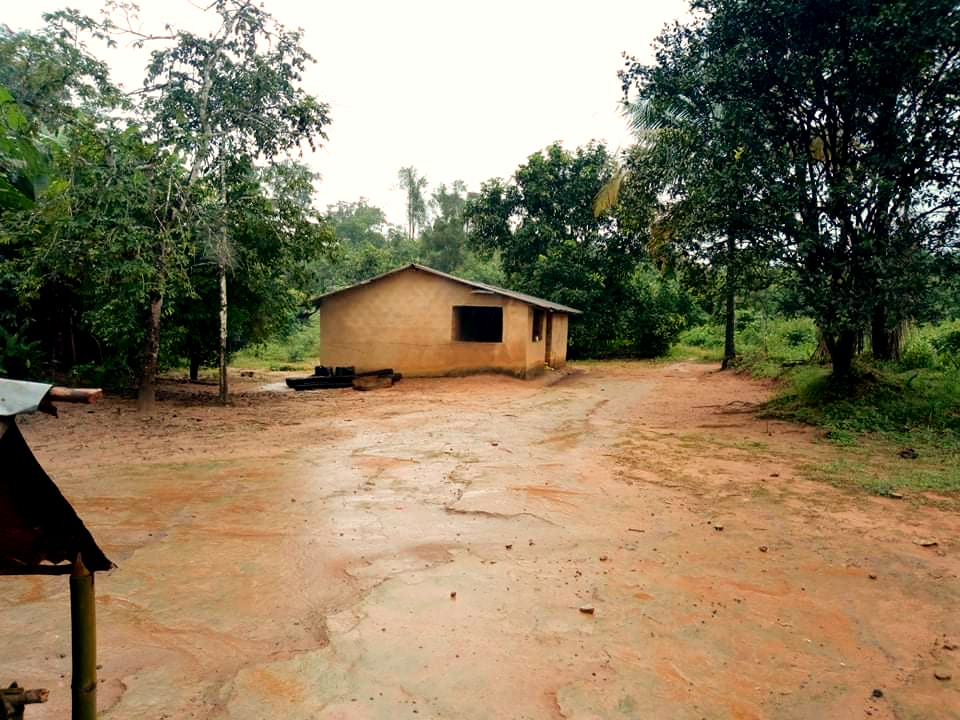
[318, 268, 565, 377]
[524, 311, 570, 373]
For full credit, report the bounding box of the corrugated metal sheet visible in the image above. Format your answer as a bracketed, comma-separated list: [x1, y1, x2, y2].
[0, 378, 52, 417]
[312, 264, 583, 315]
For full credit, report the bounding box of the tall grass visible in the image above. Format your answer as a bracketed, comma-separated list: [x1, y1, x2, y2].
[670, 314, 818, 375]
[232, 315, 320, 371]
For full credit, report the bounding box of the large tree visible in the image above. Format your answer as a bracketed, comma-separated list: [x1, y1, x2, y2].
[1, 8, 332, 409]
[420, 181, 469, 273]
[397, 166, 428, 241]
[465, 142, 685, 357]
[171, 160, 334, 381]
[618, 77, 786, 367]
[137, 0, 331, 403]
[623, 0, 960, 376]
[1, 21, 195, 396]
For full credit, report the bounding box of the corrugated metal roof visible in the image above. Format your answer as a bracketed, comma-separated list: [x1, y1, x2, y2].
[0, 378, 53, 417]
[312, 264, 582, 314]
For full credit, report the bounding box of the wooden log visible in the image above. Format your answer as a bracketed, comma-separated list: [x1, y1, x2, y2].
[1, 683, 49, 720]
[45, 388, 103, 405]
[352, 375, 394, 391]
[70, 556, 97, 720]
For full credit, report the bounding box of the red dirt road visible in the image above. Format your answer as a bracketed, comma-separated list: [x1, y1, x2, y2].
[2, 362, 958, 719]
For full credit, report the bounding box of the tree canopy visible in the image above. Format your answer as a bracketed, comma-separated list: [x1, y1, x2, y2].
[465, 142, 691, 358]
[0, 4, 333, 406]
[621, 0, 960, 375]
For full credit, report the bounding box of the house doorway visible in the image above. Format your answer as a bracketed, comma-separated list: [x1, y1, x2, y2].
[544, 313, 554, 366]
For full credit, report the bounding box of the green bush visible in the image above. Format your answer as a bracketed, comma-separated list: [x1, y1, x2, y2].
[925, 320, 960, 369]
[672, 315, 818, 374]
[899, 337, 939, 370]
[678, 323, 723, 349]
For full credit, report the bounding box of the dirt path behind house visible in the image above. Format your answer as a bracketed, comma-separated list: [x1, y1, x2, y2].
[2, 362, 957, 719]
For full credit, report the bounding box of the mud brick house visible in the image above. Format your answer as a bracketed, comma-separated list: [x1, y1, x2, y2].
[312, 264, 581, 378]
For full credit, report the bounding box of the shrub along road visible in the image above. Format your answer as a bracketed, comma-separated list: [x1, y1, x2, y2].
[3, 362, 958, 719]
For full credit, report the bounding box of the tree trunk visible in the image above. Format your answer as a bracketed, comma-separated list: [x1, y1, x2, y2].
[825, 329, 858, 377]
[721, 259, 736, 369]
[871, 306, 903, 360]
[190, 357, 201, 383]
[218, 264, 228, 405]
[137, 292, 163, 415]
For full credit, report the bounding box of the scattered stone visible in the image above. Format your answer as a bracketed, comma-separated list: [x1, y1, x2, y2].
[505, 544, 513, 550]
[872, 689, 884, 698]
[491, 441, 499, 446]
[934, 669, 952, 681]
[714, 524, 724, 532]
[528, 539, 535, 546]
[759, 545, 768, 553]
[915, 539, 939, 547]
[944, 642, 958, 651]
[579, 605, 596, 615]
[450, 591, 457, 599]
[899, 448, 918, 459]
[599, 555, 609, 562]
[889, 492, 904, 499]
[868, 573, 878, 580]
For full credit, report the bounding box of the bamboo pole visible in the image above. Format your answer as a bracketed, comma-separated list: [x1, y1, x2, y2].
[70, 555, 97, 720]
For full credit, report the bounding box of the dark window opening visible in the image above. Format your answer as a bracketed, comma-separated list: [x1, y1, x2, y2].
[532, 308, 545, 342]
[453, 306, 503, 343]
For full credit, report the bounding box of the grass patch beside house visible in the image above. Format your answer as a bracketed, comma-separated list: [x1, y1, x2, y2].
[232, 315, 320, 371]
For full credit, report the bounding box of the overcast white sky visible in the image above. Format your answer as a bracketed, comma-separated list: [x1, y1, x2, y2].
[6, 0, 689, 226]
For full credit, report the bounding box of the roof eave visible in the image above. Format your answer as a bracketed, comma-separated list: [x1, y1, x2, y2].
[311, 264, 582, 315]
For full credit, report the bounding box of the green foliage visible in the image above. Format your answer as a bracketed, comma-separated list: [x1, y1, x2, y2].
[397, 166, 428, 241]
[672, 316, 818, 374]
[623, 0, 960, 376]
[313, 191, 504, 295]
[465, 142, 687, 358]
[719, 314, 960, 498]
[420, 181, 468, 273]
[899, 337, 939, 371]
[917, 321, 960, 370]
[142, 1, 330, 167]
[233, 314, 319, 369]
[0, 323, 41, 376]
[167, 160, 335, 370]
[0, 6, 332, 395]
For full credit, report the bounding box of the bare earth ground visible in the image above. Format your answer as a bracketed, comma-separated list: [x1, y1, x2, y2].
[2, 361, 958, 720]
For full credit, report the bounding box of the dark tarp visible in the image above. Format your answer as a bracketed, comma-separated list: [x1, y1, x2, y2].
[0, 420, 113, 574]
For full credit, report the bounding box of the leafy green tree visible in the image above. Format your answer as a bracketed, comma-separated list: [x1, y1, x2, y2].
[1, 21, 194, 397]
[3, 118, 194, 395]
[136, 0, 332, 402]
[465, 142, 683, 357]
[624, 0, 960, 376]
[617, 100, 779, 368]
[398, 166, 428, 241]
[1, 7, 332, 410]
[0, 19, 120, 128]
[170, 160, 334, 380]
[420, 181, 469, 273]
[326, 199, 390, 247]
[310, 199, 414, 293]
